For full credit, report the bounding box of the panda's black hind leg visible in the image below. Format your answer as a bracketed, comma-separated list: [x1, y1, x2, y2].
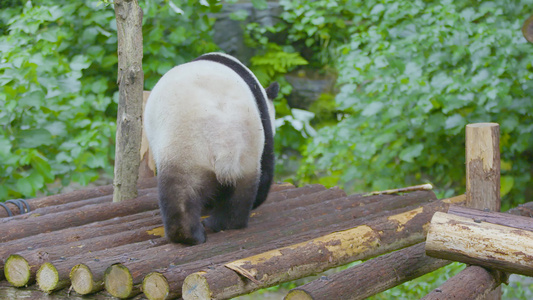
[158, 167, 217, 245]
[203, 175, 258, 232]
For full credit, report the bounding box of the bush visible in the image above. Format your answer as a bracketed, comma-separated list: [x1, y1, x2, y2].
[297, 0, 533, 207]
[0, 0, 221, 200]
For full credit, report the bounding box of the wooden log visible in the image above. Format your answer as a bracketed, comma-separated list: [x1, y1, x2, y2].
[0, 209, 160, 280]
[269, 182, 296, 193]
[425, 212, 533, 276]
[104, 190, 437, 298]
[0, 177, 157, 218]
[142, 192, 445, 300]
[448, 205, 533, 231]
[421, 265, 506, 300]
[464, 122, 502, 299]
[6, 187, 156, 221]
[284, 243, 450, 300]
[40, 237, 166, 295]
[263, 184, 328, 204]
[180, 195, 465, 300]
[1, 192, 159, 243]
[4, 223, 164, 289]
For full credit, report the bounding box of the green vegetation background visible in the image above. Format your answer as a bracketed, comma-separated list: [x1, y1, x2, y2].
[1, 0, 532, 298]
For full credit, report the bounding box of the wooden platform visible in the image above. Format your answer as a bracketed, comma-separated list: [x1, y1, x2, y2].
[0, 180, 444, 299]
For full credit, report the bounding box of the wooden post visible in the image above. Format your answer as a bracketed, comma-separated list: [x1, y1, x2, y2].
[466, 123, 500, 211]
[112, 0, 144, 202]
[426, 123, 503, 300]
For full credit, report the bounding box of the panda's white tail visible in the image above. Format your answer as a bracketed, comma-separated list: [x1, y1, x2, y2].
[213, 154, 244, 186]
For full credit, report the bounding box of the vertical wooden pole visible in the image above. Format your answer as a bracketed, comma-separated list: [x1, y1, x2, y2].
[423, 123, 504, 300]
[138, 91, 156, 180]
[466, 123, 500, 211]
[112, 0, 144, 202]
[466, 122, 502, 300]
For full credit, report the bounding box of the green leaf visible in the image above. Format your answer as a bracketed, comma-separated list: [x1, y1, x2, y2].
[399, 144, 424, 163]
[15, 129, 53, 148]
[251, 0, 268, 10]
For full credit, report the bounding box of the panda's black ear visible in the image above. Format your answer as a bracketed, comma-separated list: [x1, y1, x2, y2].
[265, 82, 279, 100]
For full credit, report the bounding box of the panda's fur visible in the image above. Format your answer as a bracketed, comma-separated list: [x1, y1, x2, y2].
[143, 53, 278, 245]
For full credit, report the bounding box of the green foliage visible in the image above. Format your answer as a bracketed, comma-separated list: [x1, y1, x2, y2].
[298, 0, 533, 205]
[0, 0, 221, 200]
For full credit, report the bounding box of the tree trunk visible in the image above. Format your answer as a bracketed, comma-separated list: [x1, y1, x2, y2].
[0, 178, 156, 218]
[112, 0, 144, 202]
[138, 91, 156, 180]
[425, 212, 533, 276]
[1, 192, 158, 243]
[285, 243, 450, 300]
[179, 195, 465, 300]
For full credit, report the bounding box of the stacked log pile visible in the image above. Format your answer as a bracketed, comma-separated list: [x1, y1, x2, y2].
[1, 179, 448, 299]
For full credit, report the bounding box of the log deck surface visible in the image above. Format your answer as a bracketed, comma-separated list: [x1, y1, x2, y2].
[0, 180, 442, 299]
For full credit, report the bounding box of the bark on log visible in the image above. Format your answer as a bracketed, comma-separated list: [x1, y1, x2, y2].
[112, 0, 144, 202]
[425, 212, 533, 276]
[0, 177, 157, 218]
[421, 266, 506, 300]
[0, 209, 160, 280]
[269, 182, 296, 193]
[179, 195, 465, 300]
[284, 243, 450, 300]
[6, 187, 156, 221]
[42, 237, 166, 295]
[4, 222, 164, 289]
[448, 205, 533, 231]
[105, 190, 437, 299]
[263, 184, 328, 204]
[1, 192, 159, 243]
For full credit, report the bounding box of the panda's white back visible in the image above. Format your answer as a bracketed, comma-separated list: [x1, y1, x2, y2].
[144, 60, 264, 186]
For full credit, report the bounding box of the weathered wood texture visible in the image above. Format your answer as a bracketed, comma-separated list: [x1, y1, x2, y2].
[4, 222, 165, 288]
[181, 195, 464, 300]
[142, 191, 440, 300]
[421, 266, 506, 300]
[285, 243, 450, 300]
[466, 123, 500, 211]
[462, 122, 502, 300]
[0, 178, 157, 218]
[448, 205, 533, 231]
[426, 212, 533, 276]
[1, 192, 159, 243]
[112, 0, 144, 202]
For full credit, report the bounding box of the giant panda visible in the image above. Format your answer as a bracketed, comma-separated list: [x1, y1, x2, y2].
[143, 52, 279, 245]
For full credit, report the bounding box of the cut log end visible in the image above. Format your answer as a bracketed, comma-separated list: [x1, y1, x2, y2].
[36, 262, 59, 292]
[182, 272, 210, 300]
[70, 264, 102, 295]
[143, 272, 170, 300]
[284, 289, 314, 300]
[4, 254, 31, 287]
[104, 263, 133, 298]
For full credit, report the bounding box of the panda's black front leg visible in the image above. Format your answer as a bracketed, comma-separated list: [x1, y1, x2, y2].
[203, 175, 258, 232]
[158, 168, 210, 245]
